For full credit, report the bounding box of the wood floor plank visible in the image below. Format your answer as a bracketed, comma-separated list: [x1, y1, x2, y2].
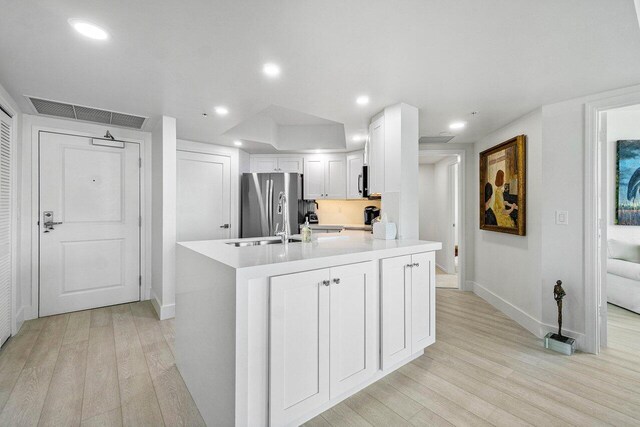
[409, 407, 455, 427]
[343, 390, 412, 426]
[82, 322, 120, 421]
[381, 371, 492, 427]
[319, 401, 373, 427]
[112, 303, 164, 426]
[23, 314, 69, 369]
[80, 407, 122, 427]
[362, 380, 424, 420]
[63, 310, 91, 345]
[0, 365, 55, 426]
[38, 341, 89, 427]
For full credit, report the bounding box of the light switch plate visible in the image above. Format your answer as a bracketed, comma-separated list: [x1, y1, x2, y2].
[556, 210, 569, 225]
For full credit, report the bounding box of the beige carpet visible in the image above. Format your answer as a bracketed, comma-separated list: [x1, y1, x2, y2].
[436, 266, 458, 288]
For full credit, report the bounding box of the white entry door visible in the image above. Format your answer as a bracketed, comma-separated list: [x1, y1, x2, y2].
[177, 150, 231, 241]
[39, 132, 140, 317]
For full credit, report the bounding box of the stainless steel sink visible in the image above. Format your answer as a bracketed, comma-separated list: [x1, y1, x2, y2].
[226, 238, 299, 247]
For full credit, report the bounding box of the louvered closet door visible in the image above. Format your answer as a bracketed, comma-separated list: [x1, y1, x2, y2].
[0, 110, 12, 347]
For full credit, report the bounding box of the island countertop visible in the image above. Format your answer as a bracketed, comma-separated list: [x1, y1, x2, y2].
[177, 232, 442, 273]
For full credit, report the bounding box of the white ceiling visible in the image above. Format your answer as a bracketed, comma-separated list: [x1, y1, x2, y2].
[1, 0, 640, 150]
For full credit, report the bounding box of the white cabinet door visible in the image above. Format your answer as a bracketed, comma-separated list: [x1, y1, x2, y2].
[329, 262, 377, 398]
[270, 269, 330, 426]
[368, 117, 385, 194]
[304, 157, 325, 199]
[278, 157, 303, 173]
[325, 156, 346, 199]
[177, 150, 231, 241]
[380, 255, 412, 369]
[346, 152, 364, 199]
[251, 157, 278, 173]
[411, 252, 435, 351]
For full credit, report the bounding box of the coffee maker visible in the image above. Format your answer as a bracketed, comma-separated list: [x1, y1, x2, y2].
[364, 206, 381, 225]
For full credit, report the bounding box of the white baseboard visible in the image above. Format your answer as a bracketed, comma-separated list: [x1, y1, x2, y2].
[151, 290, 175, 320]
[470, 281, 542, 337]
[468, 280, 586, 351]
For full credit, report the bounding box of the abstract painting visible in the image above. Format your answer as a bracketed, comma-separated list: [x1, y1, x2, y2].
[616, 140, 640, 225]
[479, 135, 526, 235]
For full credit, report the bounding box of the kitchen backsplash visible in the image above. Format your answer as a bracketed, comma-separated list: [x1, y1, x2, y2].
[316, 199, 382, 225]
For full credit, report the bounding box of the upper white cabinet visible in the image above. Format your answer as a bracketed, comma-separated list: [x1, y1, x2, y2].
[304, 155, 346, 199]
[368, 116, 385, 194]
[270, 261, 377, 426]
[380, 252, 435, 369]
[250, 156, 303, 173]
[346, 151, 364, 199]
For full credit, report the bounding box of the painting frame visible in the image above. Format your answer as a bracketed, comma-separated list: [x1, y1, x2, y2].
[615, 139, 640, 225]
[479, 134, 526, 236]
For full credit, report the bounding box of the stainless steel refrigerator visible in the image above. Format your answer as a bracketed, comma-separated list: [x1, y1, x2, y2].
[241, 173, 303, 238]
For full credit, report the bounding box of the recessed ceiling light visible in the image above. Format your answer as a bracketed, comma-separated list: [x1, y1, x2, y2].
[214, 106, 229, 116]
[202, 112, 208, 117]
[449, 121, 466, 130]
[263, 63, 281, 78]
[356, 95, 370, 106]
[68, 19, 109, 40]
[233, 140, 243, 146]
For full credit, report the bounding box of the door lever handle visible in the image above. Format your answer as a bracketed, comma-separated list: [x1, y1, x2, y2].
[219, 224, 230, 229]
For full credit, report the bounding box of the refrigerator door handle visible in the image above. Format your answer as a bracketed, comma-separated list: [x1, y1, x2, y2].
[267, 179, 274, 235]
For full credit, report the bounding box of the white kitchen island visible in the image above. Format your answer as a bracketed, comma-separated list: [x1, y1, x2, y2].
[175, 233, 441, 427]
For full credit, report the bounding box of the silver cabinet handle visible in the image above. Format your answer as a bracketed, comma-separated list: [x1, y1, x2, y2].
[219, 224, 230, 229]
[357, 174, 363, 194]
[406, 264, 413, 268]
[332, 278, 340, 284]
[322, 280, 330, 286]
[413, 262, 420, 267]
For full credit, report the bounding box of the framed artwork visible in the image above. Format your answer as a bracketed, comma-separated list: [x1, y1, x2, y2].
[479, 135, 526, 235]
[616, 140, 640, 225]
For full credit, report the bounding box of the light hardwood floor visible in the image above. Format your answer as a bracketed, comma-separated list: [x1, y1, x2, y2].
[607, 303, 640, 353]
[0, 301, 204, 426]
[435, 267, 458, 289]
[2, 292, 640, 426]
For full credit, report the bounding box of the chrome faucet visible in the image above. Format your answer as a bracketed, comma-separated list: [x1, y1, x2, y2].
[275, 191, 290, 244]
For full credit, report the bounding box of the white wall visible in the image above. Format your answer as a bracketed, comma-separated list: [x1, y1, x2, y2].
[473, 109, 543, 335]
[380, 103, 419, 240]
[151, 116, 177, 319]
[606, 110, 640, 243]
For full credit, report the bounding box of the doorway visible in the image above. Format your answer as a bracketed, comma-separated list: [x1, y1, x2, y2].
[38, 132, 141, 316]
[418, 153, 462, 289]
[597, 105, 640, 351]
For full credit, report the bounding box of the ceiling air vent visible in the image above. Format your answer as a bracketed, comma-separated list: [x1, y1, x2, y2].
[27, 96, 147, 129]
[419, 136, 455, 144]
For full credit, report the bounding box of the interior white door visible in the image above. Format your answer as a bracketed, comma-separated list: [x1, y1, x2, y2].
[0, 110, 12, 346]
[177, 150, 231, 241]
[380, 254, 412, 369]
[329, 261, 377, 398]
[411, 252, 435, 351]
[270, 269, 330, 426]
[39, 132, 140, 317]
